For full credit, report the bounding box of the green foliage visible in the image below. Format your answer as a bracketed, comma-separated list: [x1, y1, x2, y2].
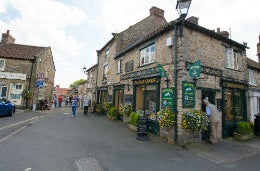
[21, 90, 33, 99]
[182, 109, 209, 132]
[237, 122, 252, 134]
[108, 107, 118, 117]
[157, 108, 175, 128]
[103, 102, 112, 112]
[69, 79, 86, 88]
[130, 112, 140, 126]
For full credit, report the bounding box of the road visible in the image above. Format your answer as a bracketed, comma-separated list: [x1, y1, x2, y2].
[0, 108, 260, 171]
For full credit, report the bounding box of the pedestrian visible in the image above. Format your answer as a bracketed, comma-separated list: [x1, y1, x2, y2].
[58, 95, 63, 108]
[83, 97, 89, 116]
[203, 98, 221, 144]
[71, 95, 79, 117]
[54, 97, 57, 108]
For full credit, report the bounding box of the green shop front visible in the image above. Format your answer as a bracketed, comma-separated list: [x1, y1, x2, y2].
[221, 80, 248, 137]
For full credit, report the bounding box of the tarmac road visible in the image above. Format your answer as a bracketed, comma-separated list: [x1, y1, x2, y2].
[0, 107, 260, 171]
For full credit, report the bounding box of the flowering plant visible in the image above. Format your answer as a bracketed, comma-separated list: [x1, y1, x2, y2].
[118, 103, 132, 116]
[157, 108, 175, 128]
[181, 109, 209, 132]
[21, 90, 33, 99]
[103, 102, 112, 112]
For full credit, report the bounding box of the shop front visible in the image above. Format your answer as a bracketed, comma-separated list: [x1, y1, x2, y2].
[221, 80, 248, 137]
[113, 85, 124, 109]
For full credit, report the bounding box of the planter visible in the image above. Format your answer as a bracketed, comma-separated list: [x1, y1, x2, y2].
[123, 115, 130, 123]
[234, 132, 253, 141]
[159, 127, 174, 144]
[107, 114, 117, 121]
[180, 129, 202, 145]
[128, 124, 137, 132]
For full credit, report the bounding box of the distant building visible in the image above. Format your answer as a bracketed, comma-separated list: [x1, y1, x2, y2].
[0, 30, 55, 108]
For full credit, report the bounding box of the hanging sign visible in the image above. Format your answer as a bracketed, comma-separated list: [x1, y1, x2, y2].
[182, 81, 195, 108]
[161, 88, 174, 111]
[189, 60, 201, 78]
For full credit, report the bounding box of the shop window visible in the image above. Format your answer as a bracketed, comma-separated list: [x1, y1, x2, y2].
[248, 69, 256, 85]
[225, 48, 238, 70]
[0, 59, 5, 71]
[140, 44, 155, 66]
[1, 86, 7, 97]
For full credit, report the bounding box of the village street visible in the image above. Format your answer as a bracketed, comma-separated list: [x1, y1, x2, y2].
[0, 108, 260, 171]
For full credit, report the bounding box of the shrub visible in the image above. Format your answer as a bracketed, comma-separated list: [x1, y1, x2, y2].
[108, 107, 117, 117]
[157, 108, 175, 128]
[103, 102, 112, 112]
[130, 112, 140, 126]
[237, 122, 252, 134]
[118, 104, 132, 116]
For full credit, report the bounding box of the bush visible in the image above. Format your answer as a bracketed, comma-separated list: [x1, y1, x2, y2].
[237, 122, 252, 134]
[103, 102, 112, 112]
[108, 107, 117, 117]
[118, 104, 132, 116]
[130, 112, 140, 126]
[157, 108, 175, 128]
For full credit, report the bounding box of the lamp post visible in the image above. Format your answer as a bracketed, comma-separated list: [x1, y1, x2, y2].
[83, 66, 88, 75]
[173, 0, 192, 142]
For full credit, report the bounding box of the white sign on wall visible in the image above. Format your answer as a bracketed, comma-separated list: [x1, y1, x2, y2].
[0, 71, 26, 80]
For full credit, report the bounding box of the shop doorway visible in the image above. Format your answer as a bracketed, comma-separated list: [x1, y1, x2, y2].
[223, 89, 246, 137]
[201, 89, 216, 141]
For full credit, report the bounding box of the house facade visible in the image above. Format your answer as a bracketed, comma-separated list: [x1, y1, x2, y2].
[94, 7, 249, 141]
[86, 64, 97, 112]
[0, 30, 55, 108]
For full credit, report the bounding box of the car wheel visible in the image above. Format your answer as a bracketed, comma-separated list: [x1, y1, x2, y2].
[8, 109, 13, 117]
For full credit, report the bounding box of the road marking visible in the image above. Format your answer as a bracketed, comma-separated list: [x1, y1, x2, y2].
[63, 113, 71, 115]
[0, 116, 39, 131]
[25, 168, 32, 171]
[0, 126, 27, 143]
[74, 158, 104, 171]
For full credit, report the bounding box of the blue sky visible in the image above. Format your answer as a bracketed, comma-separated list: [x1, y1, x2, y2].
[0, 0, 259, 87]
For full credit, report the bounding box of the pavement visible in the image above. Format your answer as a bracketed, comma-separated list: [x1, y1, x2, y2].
[0, 108, 260, 171]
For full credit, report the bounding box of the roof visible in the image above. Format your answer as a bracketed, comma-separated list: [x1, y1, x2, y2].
[55, 87, 68, 96]
[247, 58, 260, 70]
[115, 18, 247, 59]
[0, 43, 46, 60]
[87, 64, 98, 72]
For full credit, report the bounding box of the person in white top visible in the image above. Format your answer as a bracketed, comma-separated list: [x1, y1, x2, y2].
[83, 98, 89, 116]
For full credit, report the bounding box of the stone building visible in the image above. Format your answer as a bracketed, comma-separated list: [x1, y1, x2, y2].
[0, 30, 55, 108]
[96, 6, 167, 109]
[85, 64, 97, 112]
[247, 36, 260, 122]
[95, 7, 249, 141]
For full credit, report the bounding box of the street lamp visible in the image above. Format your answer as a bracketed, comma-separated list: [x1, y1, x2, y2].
[83, 66, 87, 75]
[173, 0, 192, 142]
[176, 0, 192, 19]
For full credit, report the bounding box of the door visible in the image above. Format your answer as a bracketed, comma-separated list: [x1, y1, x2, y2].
[201, 90, 215, 141]
[224, 89, 245, 137]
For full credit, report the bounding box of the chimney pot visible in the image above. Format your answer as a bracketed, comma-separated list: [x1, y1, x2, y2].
[149, 6, 164, 18]
[217, 28, 220, 33]
[1, 29, 15, 44]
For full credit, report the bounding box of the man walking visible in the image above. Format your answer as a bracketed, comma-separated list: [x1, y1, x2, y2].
[83, 97, 89, 116]
[71, 95, 79, 117]
[203, 98, 221, 144]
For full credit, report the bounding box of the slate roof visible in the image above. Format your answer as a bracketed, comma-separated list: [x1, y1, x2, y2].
[247, 58, 260, 70]
[0, 43, 46, 60]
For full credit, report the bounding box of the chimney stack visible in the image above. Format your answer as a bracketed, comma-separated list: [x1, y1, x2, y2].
[216, 28, 229, 38]
[186, 16, 199, 25]
[1, 30, 15, 44]
[150, 6, 164, 18]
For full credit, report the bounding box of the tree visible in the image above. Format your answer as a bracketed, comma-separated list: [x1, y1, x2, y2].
[69, 79, 86, 88]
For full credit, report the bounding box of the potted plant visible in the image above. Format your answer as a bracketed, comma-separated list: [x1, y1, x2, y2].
[119, 103, 132, 123]
[157, 108, 175, 143]
[128, 112, 140, 131]
[107, 107, 118, 121]
[181, 109, 209, 144]
[103, 102, 112, 113]
[234, 121, 253, 141]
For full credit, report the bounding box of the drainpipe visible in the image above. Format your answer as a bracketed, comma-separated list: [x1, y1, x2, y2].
[173, 23, 178, 142]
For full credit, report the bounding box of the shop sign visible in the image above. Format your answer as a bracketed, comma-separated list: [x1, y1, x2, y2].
[189, 60, 201, 78]
[185, 62, 223, 77]
[121, 66, 159, 80]
[125, 60, 134, 73]
[0, 71, 26, 80]
[133, 78, 159, 85]
[161, 88, 174, 111]
[182, 81, 195, 108]
[226, 82, 247, 90]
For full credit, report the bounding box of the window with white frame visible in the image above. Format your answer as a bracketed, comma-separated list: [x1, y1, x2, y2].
[117, 59, 121, 74]
[105, 48, 109, 58]
[225, 48, 238, 70]
[0, 59, 5, 71]
[140, 44, 155, 66]
[248, 69, 255, 85]
[103, 64, 108, 80]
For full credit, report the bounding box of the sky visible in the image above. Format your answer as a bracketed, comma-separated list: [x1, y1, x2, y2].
[0, 0, 259, 88]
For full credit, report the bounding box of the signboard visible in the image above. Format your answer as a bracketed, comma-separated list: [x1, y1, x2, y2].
[136, 116, 149, 141]
[182, 82, 195, 108]
[189, 60, 201, 78]
[161, 88, 174, 111]
[0, 71, 26, 80]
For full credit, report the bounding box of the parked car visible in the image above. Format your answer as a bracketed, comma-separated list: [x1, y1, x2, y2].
[0, 97, 16, 117]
